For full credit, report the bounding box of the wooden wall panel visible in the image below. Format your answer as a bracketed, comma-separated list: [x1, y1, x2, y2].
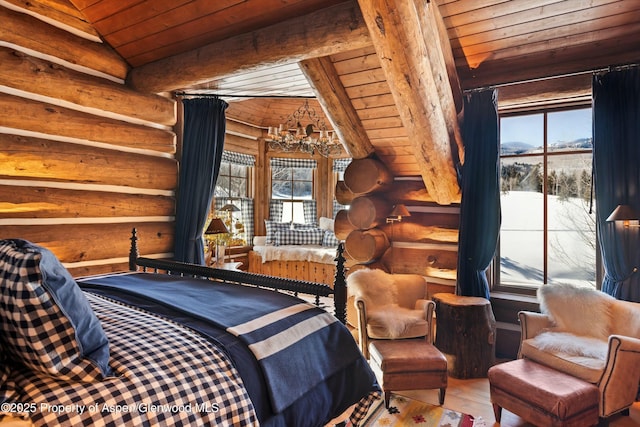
[0, 94, 176, 154]
[1, 134, 177, 190]
[0, 47, 175, 126]
[2, 222, 173, 263]
[380, 245, 458, 275]
[0, 185, 175, 218]
[0, 4, 177, 276]
[0, 6, 127, 80]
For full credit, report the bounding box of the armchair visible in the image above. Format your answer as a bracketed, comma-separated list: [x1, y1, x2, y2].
[346, 268, 432, 359]
[518, 283, 640, 419]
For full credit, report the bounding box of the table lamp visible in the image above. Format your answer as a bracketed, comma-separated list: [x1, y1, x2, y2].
[204, 217, 229, 266]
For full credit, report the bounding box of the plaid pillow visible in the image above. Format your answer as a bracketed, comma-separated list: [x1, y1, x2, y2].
[292, 222, 317, 230]
[0, 239, 111, 380]
[275, 229, 324, 246]
[264, 220, 290, 245]
[322, 230, 340, 247]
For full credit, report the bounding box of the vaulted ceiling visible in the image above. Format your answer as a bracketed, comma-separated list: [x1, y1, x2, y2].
[19, 0, 640, 204]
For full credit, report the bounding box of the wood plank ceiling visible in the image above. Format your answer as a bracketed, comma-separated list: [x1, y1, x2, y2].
[33, 0, 640, 201]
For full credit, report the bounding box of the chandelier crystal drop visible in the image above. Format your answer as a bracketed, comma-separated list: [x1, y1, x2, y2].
[266, 99, 342, 157]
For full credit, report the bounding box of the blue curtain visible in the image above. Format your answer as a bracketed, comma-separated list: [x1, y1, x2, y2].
[593, 68, 640, 301]
[174, 97, 228, 264]
[456, 89, 501, 299]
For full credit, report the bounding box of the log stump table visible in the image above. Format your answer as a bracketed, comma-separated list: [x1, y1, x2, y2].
[432, 293, 496, 379]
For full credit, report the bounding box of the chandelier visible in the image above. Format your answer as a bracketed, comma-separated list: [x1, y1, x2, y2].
[266, 99, 342, 157]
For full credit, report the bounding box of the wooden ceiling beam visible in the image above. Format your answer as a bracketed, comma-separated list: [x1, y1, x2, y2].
[358, 0, 461, 204]
[127, 0, 371, 94]
[299, 56, 375, 159]
[420, 0, 465, 165]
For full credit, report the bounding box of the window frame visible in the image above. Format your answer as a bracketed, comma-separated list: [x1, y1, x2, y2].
[492, 103, 597, 295]
[215, 160, 250, 199]
[269, 157, 316, 224]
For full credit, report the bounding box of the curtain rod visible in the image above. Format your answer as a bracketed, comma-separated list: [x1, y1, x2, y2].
[174, 92, 316, 99]
[462, 62, 640, 94]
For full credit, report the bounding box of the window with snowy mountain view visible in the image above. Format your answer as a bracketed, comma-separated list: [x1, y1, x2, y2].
[496, 106, 596, 291]
[271, 163, 313, 223]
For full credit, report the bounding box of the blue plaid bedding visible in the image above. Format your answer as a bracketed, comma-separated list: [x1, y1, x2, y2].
[1, 293, 257, 426]
[77, 272, 379, 421]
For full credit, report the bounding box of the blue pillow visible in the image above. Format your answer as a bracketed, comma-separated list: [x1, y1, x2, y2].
[0, 239, 111, 380]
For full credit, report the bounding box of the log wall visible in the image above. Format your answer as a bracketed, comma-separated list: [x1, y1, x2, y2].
[337, 158, 459, 290]
[0, 3, 177, 277]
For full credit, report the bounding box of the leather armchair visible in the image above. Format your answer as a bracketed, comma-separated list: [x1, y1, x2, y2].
[346, 269, 432, 359]
[518, 284, 640, 419]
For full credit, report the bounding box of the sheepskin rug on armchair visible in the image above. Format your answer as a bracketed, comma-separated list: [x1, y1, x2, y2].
[347, 269, 427, 339]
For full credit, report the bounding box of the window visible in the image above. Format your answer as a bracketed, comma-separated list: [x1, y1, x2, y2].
[213, 151, 255, 244]
[215, 162, 248, 199]
[270, 158, 315, 223]
[495, 106, 596, 292]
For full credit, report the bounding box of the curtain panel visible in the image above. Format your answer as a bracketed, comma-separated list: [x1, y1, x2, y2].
[333, 158, 351, 172]
[456, 89, 501, 299]
[302, 200, 317, 225]
[174, 97, 228, 265]
[593, 68, 640, 301]
[269, 200, 284, 222]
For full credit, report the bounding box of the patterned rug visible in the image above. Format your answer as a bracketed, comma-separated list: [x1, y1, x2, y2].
[354, 394, 486, 427]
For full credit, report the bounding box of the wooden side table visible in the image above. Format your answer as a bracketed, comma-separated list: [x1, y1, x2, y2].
[432, 293, 496, 379]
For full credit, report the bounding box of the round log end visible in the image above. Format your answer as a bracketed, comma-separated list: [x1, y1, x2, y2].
[344, 158, 392, 195]
[344, 229, 389, 263]
[347, 195, 390, 230]
[335, 181, 356, 205]
[334, 209, 356, 240]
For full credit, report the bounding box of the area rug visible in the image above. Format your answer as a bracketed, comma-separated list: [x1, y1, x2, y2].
[353, 394, 486, 427]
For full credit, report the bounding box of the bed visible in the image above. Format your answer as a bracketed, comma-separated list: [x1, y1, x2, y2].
[0, 230, 380, 426]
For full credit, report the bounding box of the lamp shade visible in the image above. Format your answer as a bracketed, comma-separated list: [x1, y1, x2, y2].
[220, 203, 240, 212]
[390, 204, 411, 218]
[606, 204, 640, 222]
[205, 218, 229, 235]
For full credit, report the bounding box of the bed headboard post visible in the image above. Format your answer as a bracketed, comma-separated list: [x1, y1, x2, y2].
[129, 228, 139, 271]
[333, 242, 347, 324]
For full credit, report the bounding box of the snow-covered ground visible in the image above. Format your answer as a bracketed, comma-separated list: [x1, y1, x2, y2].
[499, 191, 596, 288]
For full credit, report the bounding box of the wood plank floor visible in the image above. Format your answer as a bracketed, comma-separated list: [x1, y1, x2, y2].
[398, 376, 640, 426]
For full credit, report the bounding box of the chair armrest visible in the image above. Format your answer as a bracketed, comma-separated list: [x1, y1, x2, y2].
[517, 311, 553, 358]
[598, 335, 640, 417]
[415, 299, 435, 343]
[518, 311, 552, 339]
[354, 297, 370, 359]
